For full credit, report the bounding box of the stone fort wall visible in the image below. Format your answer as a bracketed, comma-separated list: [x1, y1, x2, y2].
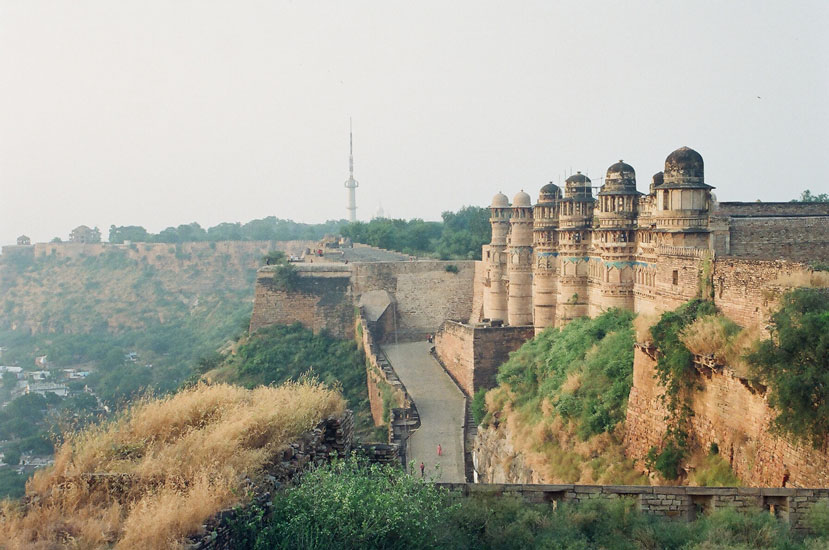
[625, 345, 829, 489]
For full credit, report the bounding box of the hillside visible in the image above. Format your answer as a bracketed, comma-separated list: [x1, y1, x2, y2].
[0, 380, 344, 549]
[0, 241, 309, 404]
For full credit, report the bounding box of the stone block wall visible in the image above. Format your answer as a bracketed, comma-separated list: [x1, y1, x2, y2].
[728, 217, 829, 262]
[436, 482, 829, 530]
[249, 264, 355, 339]
[351, 261, 477, 340]
[716, 202, 829, 217]
[434, 321, 534, 397]
[624, 346, 829, 488]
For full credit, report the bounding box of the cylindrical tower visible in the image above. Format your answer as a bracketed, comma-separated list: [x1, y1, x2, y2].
[484, 192, 511, 322]
[532, 183, 561, 333]
[556, 172, 594, 325]
[596, 161, 641, 311]
[652, 146, 714, 248]
[507, 190, 534, 326]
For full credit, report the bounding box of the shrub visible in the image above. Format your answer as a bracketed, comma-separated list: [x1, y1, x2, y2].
[471, 389, 487, 426]
[748, 288, 829, 446]
[679, 314, 741, 364]
[690, 453, 741, 487]
[445, 264, 459, 274]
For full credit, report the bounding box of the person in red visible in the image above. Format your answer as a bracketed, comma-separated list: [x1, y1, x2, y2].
[437, 444, 442, 456]
[420, 462, 425, 477]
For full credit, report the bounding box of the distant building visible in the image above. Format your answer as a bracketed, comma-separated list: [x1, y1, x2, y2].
[34, 355, 48, 368]
[69, 225, 101, 244]
[25, 381, 69, 397]
[16, 235, 31, 245]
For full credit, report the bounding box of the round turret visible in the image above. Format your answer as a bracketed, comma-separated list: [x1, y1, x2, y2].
[513, 190, 532, 207]
[564, 172, 592, 199]
[599, 160, 638, 195]
[538, 182, 561, 203]
[663, 146, 705, 186]
[491, 192, 509, 208]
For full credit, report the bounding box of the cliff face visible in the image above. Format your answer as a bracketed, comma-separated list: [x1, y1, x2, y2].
[0, 241, 309, 335]
[624, 346, 829, 488]
[472, 424, 539, 484]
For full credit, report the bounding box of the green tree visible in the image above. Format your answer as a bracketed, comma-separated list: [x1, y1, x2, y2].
[748, 288, 829, 446]
[794, 190, 829, 203]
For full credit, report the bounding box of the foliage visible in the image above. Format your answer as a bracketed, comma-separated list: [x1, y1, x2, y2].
[232, 455, 455, 550]
[483, 309, 641, 484]
[444, 263, 459, 274]
[108, 217, 347, 244]
[679, 314, 742, 365]
[0, 469, 27, 499]
[202, 323, 372, 434]
[261, 250, 287, 265]
[229, 466, 824, 550]
[271, 263, 299, 291]
[471, 388, 487, 426]
[647, 299, 718, 479]
[690, 452, 741, 487]
[340, 206, 491, 260]
[0, 380, 345, 549]
[793, 190, 829, 203]
[747, 288, 829, 447]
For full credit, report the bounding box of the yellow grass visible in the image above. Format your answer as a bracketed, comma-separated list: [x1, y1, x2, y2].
[679, 315, 739, 364]
[774, 270, 829, 288]
[0, 380, 345, 550]
[634, 312, 660, 345]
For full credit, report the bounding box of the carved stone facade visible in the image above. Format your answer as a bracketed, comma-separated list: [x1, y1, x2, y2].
[482, 146, 829, 329]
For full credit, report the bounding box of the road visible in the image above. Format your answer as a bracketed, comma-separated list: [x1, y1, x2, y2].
[381, 341, 466, 483]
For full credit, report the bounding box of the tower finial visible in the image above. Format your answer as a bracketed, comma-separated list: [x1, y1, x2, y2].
[344, 118, 359, 222]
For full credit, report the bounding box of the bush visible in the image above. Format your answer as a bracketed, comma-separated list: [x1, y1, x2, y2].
[471, 389, 487, 426]
[679, 314, 741, 364]
[748, 288, 829, 446]
[445, 264, 459, 274]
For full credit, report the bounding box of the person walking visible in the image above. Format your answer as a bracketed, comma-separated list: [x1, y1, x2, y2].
[420, 462, 425, 478]
[437, 444, 442, 456]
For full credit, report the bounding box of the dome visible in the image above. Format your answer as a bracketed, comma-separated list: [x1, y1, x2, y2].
[663, 146, 705, 186]
[538, 182, 561, 202]
[513, 190, 532, 207]
[491, 192, 509, 208]
[652, 171, 664, 187]
[564, 171, 592, 199]
[599, 160, 639, 195]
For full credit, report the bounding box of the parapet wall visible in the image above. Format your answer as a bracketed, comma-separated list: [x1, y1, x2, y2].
[625, 345, 829, 489]
[249, 264, 355, 339]
[434, 321, 535, 397]
[351, 261, 477, 340]
[436, 482, 829, 530]
[716, 202, 829, 217]
[356, 311, 420, 462]
[728, 217, 829, 262]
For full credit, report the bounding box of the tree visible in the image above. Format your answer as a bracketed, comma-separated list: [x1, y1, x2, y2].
[794, 190, 829, 203]
[109, 225, 150, 243]
[748, 289, 829, 447]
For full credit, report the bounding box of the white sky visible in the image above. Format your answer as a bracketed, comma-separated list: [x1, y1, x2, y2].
[1, 1, 828, 245]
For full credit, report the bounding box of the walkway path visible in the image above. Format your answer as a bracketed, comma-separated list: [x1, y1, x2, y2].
[381, 341, 466, 483]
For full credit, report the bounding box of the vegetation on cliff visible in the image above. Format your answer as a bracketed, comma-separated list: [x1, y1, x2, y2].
[748, 288, 829, 447]
[228, 457, 829, 550]
[340, 205, 491, 260]
[0, 245, 263, 405]
[196, 323, 372, 435]
[0, 380, 344, 550]
[108, 217, 346, 243]
[479, 309, 643, 484]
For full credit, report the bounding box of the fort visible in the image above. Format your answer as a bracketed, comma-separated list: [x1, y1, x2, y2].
[248, 145, 829, 490]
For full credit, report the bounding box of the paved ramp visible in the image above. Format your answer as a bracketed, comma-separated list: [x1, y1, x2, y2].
[381, 341, 466, 482]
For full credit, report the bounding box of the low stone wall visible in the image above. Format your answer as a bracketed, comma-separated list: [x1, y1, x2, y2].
[186, 412, 353, 549]
[436, 482, 829, 530]
[356, 311, 420, 463]
[434, 321, 534, 397]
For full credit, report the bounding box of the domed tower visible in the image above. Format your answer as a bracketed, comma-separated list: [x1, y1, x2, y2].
[483, 192, 511, 322]
[596, 161, 642, 311]
[532, 183, 561, 333]
[507, 190, 534, 326]
[556, 172, 594, 325]
[653, 147, 714, 248]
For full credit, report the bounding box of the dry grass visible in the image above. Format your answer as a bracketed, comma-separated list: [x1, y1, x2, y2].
[774, 270, 829, 289]
[634, 312, 660, 345]
[0, 380, 345, 550]
[679, 315, 741, 364]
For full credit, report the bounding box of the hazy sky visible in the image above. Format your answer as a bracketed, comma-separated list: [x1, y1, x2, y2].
[1, 1, 828, 245]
